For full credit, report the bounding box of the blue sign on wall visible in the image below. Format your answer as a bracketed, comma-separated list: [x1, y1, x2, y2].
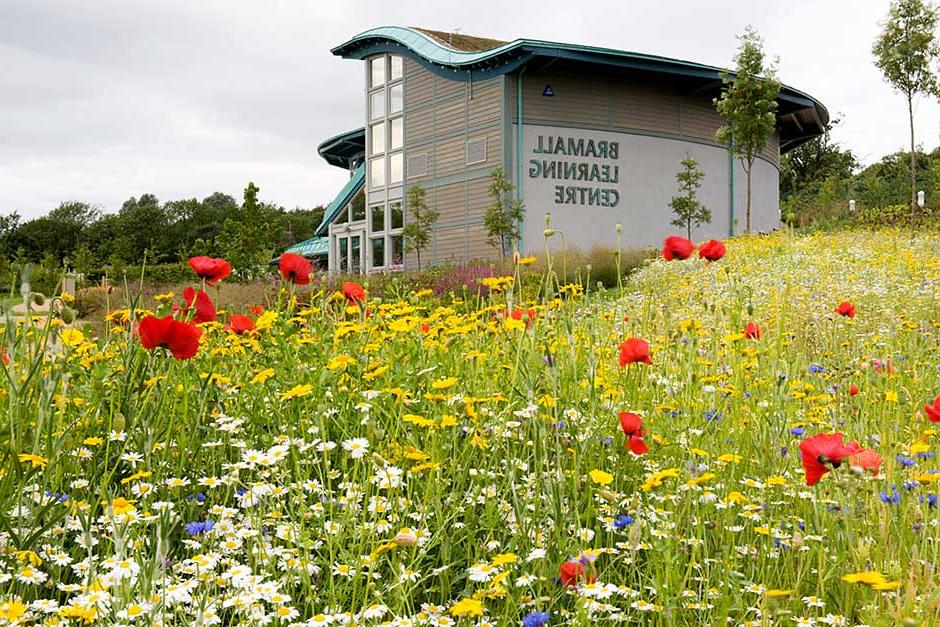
[543, 84, 554, 97]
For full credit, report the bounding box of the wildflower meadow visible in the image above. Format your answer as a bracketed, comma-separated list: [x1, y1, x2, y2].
[3, 228, 940, 626]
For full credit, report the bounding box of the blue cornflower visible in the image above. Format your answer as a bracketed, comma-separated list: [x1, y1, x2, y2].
[879, 486, 901, 505]
[185, 519, 215, 536]
[522, 611, 550, 627]
[896, 454, 916, 468]
[553, 421, 565, 430]
[808, 364, 827, 374]
[185, 492, 207, 503]
[705, 409, 722, 422]
[789, 426, 805, 437]
[613, 514, 634, 529]
[917, 451, 935, 459]
[921, 494, 938, 508]
[600, 436, 614, 447]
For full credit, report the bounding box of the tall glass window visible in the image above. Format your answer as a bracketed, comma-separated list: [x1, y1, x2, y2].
[370, 122, 385, 155]
[371, 238, 385, 269]
[389, 84, 403, 114]
[389, 153, 403, 185]
[370, 91, 385, 121]
[370, 205, 384, 232]
[391, 235, 404, 267]
[390, 117, 403, 150]
[390, 56, 403, 81]
[370, 157, 385, 188]
[390, 201, 403, 229]
[370, 57, 385, 88]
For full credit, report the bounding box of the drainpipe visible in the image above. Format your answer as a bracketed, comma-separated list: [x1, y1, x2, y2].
[516, 66, 526, 252]
[727, 136, 735, 237]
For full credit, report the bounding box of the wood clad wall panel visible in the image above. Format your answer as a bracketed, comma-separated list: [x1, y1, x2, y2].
[432, 182, 466, 223]
[435, 76, 467, 101]
[433, 224, 469, 261]
[405, 106, 434, 144]
[679, 96, 722, 141]
[404, 58, 434, 107]
[465, 222, 492, 259]
[611, 81, 680, 133]
[467, 80, 502, 126]
[761, 132, 780, 164]
[433, 136, 468, 178]
[521, 72, 609, 124]
[435, 99, 467, 136]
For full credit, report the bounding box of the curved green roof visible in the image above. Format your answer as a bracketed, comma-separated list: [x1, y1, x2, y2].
[333, 26, 828, 151]
[318, 127, 365, 170]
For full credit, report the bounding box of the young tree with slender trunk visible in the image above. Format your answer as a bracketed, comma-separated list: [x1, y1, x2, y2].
[484, 168, 525, 260]
[403, 184, 437, 270]
[669, 154, 711, 239]
[873, 0, 940, 221]
[715, 27, 780, 233]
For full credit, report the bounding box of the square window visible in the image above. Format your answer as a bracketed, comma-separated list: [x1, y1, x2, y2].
[370, 57, 385, 88]
[390, 55, 403, 81]
[389, 152, 403, 185]
[390, 117, 403, 150]
[370, 204, 385, 232]
[371, 237, 385, 268]
[390, 201, 403, 229]
[370, 122, 385, 155]
[389, 83, 403, 114]
[370, 157, 385, 188]
[370, 91, 385, 121]
[391, 235, 404, 266]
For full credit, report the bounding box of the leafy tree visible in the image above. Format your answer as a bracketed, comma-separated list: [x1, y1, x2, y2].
[873, 0, 940, 219]
[216, 182, 275, 278]
[72, 244, 95, 279]
[483, 168, 525, 259]
[715, 27, 780, 233]
[669, 154, 711, 239]
[780, 118, 857, 198]
[119, 194, 170, 262]
[402, 184, 437, 269]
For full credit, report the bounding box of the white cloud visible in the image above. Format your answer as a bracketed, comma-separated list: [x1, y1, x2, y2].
[1, 0, 937, 218]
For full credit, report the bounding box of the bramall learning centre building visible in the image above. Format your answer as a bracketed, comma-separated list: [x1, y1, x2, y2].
[283, 26, 827, 274]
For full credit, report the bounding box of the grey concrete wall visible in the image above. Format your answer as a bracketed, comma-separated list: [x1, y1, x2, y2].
[518, 123, 779, 253]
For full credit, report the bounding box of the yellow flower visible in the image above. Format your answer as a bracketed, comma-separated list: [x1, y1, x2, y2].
[251, 368, 275, 385]
[871, 580, 902, 591]
[885, 390, 898, 402]
[764, 589, 793, 598]
[121, 471, 152, 485]
[589, 469, 614, 486]
[280, 384, 312, 400]
[516, 256, 537, 265]
[327, 355, 356, 371]
[842, 571, 887, 585]
[18, 453, 48, 469]
[724, 491, 748, 505]
[0, 599, 26, 621]
[431, 377, 457, 390]
[111, 497, 137, 516]
[60, 328, 85, 347]
[717, 453, 743, 463]
[491, 553, 517, 566]
[450, 597, 484, 618]
[154, 291, 175, 302]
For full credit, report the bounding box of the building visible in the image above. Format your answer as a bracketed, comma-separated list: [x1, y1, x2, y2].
[289, 26, 827, 274]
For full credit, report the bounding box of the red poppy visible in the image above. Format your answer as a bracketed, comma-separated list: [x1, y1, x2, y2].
[180, 287, 216, 323]
[618, 412, 649, 455]
[249, 304, 264, 316]
[799, 432, 863, 486]
[849, 384, 859, 396]
[848, 449, 883, 475]
[188, 256, 231, 285]
[279, 253, 313, 285]
[698, 239, 726, 261]
[662, 236, 694, 261]
[342, 281, 366, 304]
[925, 396, 940, 422]
[744, 322, 761, 340]
[558, 560, 595, 587]
[619, 338, 651, 367]
[835, 301, 855, 318]
[228, 314, 255, 335]
[138, 315, 202, 360]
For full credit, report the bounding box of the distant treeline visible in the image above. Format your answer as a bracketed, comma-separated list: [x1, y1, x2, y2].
[0, 182, 325, 286]
[781, 121, 940, 226]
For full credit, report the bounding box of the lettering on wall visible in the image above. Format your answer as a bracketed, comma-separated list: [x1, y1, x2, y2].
[529, 135, 621, 207]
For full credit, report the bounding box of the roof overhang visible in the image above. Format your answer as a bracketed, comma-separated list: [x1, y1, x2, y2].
[318, 127, 366, 169]
[333, 26, 829, 152]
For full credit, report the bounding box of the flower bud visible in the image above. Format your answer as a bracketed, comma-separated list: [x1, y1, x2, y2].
[60, 307, 76, 324]
[615, 223, 622, 234]
[394, 530, 417, 546]
[543, 229, 555, 238]
[32, 292, 45, 306]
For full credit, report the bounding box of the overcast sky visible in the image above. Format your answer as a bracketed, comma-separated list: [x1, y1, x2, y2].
[2, 0, 938, 219]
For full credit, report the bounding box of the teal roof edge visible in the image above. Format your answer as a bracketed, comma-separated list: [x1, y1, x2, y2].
[314, 163, 365, 237]
[332, 26, 829, 142]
